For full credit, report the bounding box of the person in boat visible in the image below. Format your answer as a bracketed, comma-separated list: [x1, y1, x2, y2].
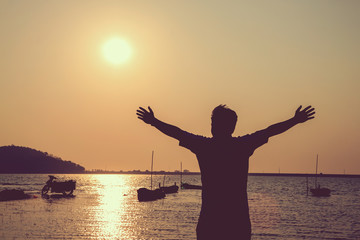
[136, 104, 315, 240]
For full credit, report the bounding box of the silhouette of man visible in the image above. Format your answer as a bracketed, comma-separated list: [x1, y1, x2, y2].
[136, 105, 315, 240]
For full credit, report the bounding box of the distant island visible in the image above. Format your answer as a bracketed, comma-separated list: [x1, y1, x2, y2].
[0, 145, 85, 173]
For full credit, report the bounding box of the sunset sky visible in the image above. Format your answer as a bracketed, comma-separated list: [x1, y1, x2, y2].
[1, 1, 359, 174]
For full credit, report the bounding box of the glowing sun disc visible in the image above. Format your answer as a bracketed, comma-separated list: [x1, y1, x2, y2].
[102, 38, 131, 64]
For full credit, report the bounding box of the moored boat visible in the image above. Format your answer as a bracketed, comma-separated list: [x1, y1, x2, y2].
[310, 186, 331, 197]
[0, 189, 33, 201]
[137, 151, 166, 201]
[180, 162, 202, 190]
[310, 155, 331, 197]
[181, 182, 202, 190]
[160, 184, 179, 194]
[137, 188, 165, 202]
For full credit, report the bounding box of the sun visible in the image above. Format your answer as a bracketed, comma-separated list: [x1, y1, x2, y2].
[102, 38, 132, 65]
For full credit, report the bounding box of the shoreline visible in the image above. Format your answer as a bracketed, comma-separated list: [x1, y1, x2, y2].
[1, 172, 360, 178]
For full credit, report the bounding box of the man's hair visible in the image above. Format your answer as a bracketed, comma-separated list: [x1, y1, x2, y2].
[211, 105, 238, 135]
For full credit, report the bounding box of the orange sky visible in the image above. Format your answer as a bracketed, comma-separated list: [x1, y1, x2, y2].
[1, 1, 359, 174]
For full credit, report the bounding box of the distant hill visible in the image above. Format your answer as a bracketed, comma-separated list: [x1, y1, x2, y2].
[0, 145, 85, 173]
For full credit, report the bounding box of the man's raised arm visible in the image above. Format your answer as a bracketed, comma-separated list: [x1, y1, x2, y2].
[136, 106, 185, 140]
[262, 105, 315, 138]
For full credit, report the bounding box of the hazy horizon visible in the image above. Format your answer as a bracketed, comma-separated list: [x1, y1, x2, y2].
[1, 1, 360, 174]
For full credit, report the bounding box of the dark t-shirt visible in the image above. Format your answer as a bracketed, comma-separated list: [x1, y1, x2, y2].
[179, 130, 268, 239]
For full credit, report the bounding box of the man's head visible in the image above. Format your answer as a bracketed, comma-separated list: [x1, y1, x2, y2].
[211, 105, 238, 138]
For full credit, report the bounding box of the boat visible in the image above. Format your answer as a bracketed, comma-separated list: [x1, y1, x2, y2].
[0, 189, 33, 201]
[310, 186, 331, 197]
[158, 170, 179, 194]
[310, 155, 331, 197]
[137, 187, 165, 202]
[159, 184, 179, 194]
[137, 151, 166, 202]
[181, 182, 202, 190]
[180, 162, 202, 190]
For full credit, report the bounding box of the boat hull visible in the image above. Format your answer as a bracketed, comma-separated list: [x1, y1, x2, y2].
[310, 187, 331, 197]
[0, 189, 32, 201]
[160, 185, 179, 194]
[137, 188, 165, 202]
[181, 183, 202, 190]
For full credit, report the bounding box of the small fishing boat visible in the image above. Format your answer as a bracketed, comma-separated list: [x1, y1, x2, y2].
[137, 188, 165, 202]
[160, 183, 179, 194]
[181, 182, 202, 190]
[137, 151, 166, 202]
[159, 173, 179, 194]
[0, 189, 33, 201]
[310, 186, 331, 197]
[179, 162, 202, 190]
[310, 155, 331, 197]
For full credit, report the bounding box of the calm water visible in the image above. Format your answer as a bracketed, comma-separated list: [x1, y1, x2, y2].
[0, 174, 360, 240]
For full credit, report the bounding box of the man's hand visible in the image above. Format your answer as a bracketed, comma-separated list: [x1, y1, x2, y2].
[137, 106, 156, 125]
[136, 106, 185, 139]
[294, 105, 315, 123]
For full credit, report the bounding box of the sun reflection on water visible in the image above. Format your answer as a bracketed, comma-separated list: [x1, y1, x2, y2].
[92, 175, 133, 239]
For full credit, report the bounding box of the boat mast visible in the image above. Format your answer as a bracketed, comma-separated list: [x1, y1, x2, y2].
[315, 154, 318, 188]
[306, 175, 309, 196]
[151, 151, 154, 190]
[180, 162, 183, 185]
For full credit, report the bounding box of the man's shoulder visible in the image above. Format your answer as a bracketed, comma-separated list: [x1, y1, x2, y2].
[183, 131, 210, 140]
[179, 132, 211, 152]
[233, 135, 250, 142]
[236, 130, 269, 140]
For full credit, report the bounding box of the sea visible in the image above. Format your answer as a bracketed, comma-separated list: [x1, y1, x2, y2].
[0, 174, 360, 240]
